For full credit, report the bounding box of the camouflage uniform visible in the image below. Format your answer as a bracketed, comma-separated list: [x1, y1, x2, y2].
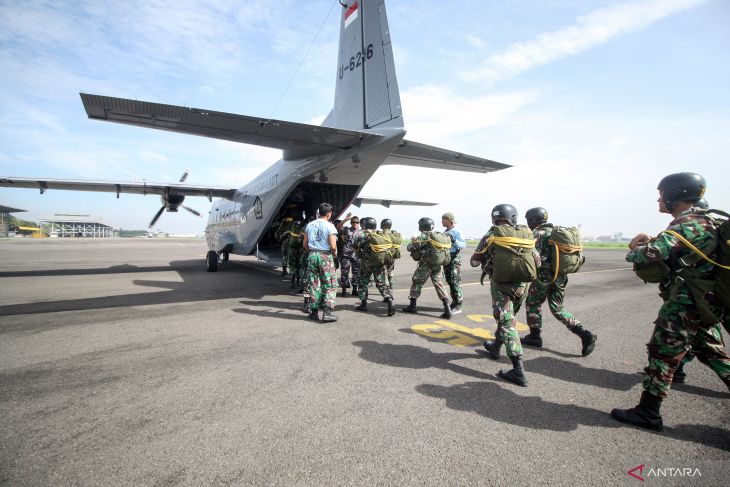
[274, 218, 294, 268]
[306, 251, 337, 311]
[444, 226, 466, 306]
[526, 223, 581, 331]
[475, 225, 534, 359]
[354, 230, 393, 301]
[407, 232, 448, 301]
[626, 208, 730, 398]
[288, 229, 305, 287]
[299, 249, 310, 296]
[339, 226, 362, 288]
[379, 228, 397, 293]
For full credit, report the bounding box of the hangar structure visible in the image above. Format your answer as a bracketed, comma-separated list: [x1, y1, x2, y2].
[1, 204, 26, 237]
[39, 214, 116, 238]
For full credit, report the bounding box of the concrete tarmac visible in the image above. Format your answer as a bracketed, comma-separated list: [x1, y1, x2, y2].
[0, 238, 728, 485]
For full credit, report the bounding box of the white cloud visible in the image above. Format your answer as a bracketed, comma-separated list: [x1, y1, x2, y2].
[401, 85, 538, 142]
[464, 0, 706, 83]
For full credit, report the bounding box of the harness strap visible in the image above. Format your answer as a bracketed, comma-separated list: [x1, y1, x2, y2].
[665, 230, 730, 270]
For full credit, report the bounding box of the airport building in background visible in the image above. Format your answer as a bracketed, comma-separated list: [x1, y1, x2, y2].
[0, 204, 26, 237]
[39, 214, 117, 238]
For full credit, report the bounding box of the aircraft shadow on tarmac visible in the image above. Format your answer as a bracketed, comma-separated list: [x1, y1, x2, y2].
[352, 340, 730, 450]
[0, 260, 277, 318]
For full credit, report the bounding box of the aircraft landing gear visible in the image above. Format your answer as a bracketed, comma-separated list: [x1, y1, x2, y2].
[206, 250, 219, 272]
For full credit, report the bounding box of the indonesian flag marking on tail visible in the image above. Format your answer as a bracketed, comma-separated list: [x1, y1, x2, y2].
[344, 1, 359, 29]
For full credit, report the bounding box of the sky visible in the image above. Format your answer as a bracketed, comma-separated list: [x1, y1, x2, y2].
[1, 0, 728, 239]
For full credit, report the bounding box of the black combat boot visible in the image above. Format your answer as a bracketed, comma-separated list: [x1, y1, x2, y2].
[351, 285, 359, 296]
[498, 355, 528, 387]
[673, 360, 687, 384]
[307, 308, 319, 321]
[356, 300, 368, 312]
[521, 329, 543, 348]
[571, 325, 597, 356]
[610, 392, 663, 431]
[386, 297, 395, 316]
[483, 339, 502, 360]
[322, 307, 338, 322]
[440, 298, 452, 319]
[402, 298, 417, 313]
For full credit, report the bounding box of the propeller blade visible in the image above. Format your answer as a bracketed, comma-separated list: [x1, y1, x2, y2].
[179, 170, 189, 183]
[149, 206, 166, 228]
[182, 205, 202, 217]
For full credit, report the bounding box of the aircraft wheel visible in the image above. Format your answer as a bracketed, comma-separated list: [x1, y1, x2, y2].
[222, 252, 229, 262]
[206, 250, 219, 272]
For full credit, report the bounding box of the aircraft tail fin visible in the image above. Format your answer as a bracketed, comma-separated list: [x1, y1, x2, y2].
[326, 0, 403, 131]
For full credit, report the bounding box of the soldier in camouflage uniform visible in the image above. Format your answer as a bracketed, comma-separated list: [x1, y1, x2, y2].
[521, 207, 597, 356]
[336, 213, 362, 297]
[402, 217, 452, 319]
[442, 212, 466, 314]
[302, 203, 339, 322]
[473, 204, 540, 387]
[287, 220, 304, 290]
[379, 218, 397, 297]
[352, 217, 396, 316]
[611, 173, 730, 432]
[274, 209, 298, 276]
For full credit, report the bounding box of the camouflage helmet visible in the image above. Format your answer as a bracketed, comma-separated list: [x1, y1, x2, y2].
[695, 198, 709, 209]
[418, 217, 434, 232]
[525, 207, 548, 230]
[491, 204, 518, 226]
[380, 218, 393, 230]
[361, 217, 377, 230]
[657, 173, 706, 211]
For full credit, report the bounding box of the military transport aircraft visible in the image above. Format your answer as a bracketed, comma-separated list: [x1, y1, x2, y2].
[0, 0, 509, 272]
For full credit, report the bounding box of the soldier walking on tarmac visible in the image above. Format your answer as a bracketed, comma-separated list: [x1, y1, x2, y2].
[336, 213, 361, 297]
[402, 217, 453, 319]
[442, 212, 466, 314]
[521, 207, 597, 356]
[472, 204, 540, 387]
[611, 173, 730, 431]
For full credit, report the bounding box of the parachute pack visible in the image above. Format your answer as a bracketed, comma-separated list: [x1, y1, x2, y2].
[361, 230, 404, 268]
[545, 226, 585, 282]
[476, 225, 537, 284]
[426, 231, 452, 267]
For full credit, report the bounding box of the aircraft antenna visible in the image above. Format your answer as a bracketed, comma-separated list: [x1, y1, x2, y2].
[269, 0, 339, 119]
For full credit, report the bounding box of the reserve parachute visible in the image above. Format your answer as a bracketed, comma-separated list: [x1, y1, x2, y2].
[426, 231, 452, 267]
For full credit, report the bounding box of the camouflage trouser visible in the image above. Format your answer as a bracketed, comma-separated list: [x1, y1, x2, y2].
[386, 264, 395, 291]
[491, 281, 528, 359]
[358, 264, 392, 301]
[444, 254, 463, 305]
[339, 255, 361, 288]
[281, 237, 291, 267]
[306, 251, 337, 311]
[409, 261, 448, 301]
[680, 317, 730, 368]
[525, 274, 580, 331]
[289, 251, 303, 282]
[299, 251, 310, 297]
[644, 299, 730, 398]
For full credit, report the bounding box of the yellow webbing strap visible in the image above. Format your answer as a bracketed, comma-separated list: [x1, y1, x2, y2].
[429, 238, 452, 250]
[665, 230, 730, 270]
[472, 236, 535, 255]
[289, 231, 301, 238]
[370, 234, 393, 253]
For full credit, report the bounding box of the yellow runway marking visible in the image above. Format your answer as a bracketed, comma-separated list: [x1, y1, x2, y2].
[411, 314, 530, 347]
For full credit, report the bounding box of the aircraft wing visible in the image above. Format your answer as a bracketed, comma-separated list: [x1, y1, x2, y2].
[383, 139, 510, 173]
[80, 93, 382, 160]
[352, 197, 437, 208]
[0, 177, 237, 201]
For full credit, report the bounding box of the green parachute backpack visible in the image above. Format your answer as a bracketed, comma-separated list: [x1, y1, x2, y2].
[545, 226, 585, 282]
[364, 231, 395, 268]
[288, 230, 304, 263]
[426, 231, 452, 267]
[486, 224, 538, 284]
[388, 231, 403, 260]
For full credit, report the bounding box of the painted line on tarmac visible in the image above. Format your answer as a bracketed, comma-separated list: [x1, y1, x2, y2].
[391, 267, 633, 293]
